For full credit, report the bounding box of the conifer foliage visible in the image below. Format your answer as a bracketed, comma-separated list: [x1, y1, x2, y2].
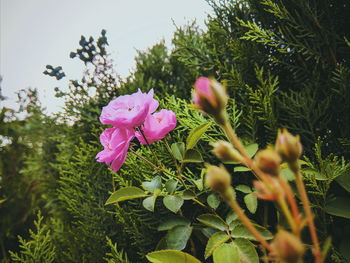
[1, 0, 349, 262]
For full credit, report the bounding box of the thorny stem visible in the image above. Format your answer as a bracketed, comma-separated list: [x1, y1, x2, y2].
[293, 167, 322, 263]
[226, 198, 275, 254]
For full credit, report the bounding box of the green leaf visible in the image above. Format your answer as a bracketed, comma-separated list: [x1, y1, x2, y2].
[182, 149, 204, 163]
[213, 243, 240, 263]
[234, 166, 251, 172]
[325, 197, 350, 219]
[158, 216, 191, 231]
[205, 231, 231, 259]
[146, 250, 201, 263]
[182, 190, 196, 200]
[336, 173, 350, 193]
[197, 214, 227, 231]
[165, 225, 193, 250]
[163, 196, 184, 213]
[186, 122, 212, 150]
[281, 167, 295, 181]
[143, 196, 157, 212]
[245, 143, 258, 158]
[171, 142, 185, 161]
[232, 238, 259, 263]
[142, 176, 162, 193]
[207, 193, 221, 209]
[231, 224, 273, 240]
[236, 185, 252, 193]
[105, 187, 146, 205]
[244, 193, 258, 214]
[226, 211, 238, 224]
[165, 179, 178, 194]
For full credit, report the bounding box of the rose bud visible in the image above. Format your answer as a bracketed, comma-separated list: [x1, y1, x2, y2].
[254, 148, 281, 176]
[253, 178, 281, 201]
[205, 165, 231, 193]
[212, 141, 244, 163]
[193, 77, 228, 124]
[272, 229, 305, 263]
[275, 129, 302, 164]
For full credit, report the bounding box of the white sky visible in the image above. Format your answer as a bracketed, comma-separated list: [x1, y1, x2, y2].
[0, 0, 211, 114]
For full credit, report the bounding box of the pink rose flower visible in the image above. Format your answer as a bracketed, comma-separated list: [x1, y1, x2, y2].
[136, 109, 176, 144]
[99, 89, 159, 128]
[96, 127, 134, 172]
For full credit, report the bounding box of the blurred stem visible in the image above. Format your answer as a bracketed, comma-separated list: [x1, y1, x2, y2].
[226, 197, 274, 254]
[278, 177, 301, 235]
[293, 165, 322, 263]
[277, 193, 297, 234]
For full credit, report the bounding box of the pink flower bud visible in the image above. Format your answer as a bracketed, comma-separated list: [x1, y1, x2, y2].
[193, 77, 228, 124]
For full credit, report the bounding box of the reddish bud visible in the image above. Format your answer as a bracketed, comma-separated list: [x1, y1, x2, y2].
[254, 148, 281, 176]
[253, 178, 282, 201]
[272, 230, 305, 263]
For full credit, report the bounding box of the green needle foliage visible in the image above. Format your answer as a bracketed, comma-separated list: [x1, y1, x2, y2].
[1, 0, 349, 262]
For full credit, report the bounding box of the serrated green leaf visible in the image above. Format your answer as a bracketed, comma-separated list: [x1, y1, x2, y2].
[143, 196, 157, 212]
[165, 179, 178, 194]
[146, 250, 201, 263]
[325, 197, 350, 219]
[186, 122, 212, 150]
[182, 149, 204, 163]
[142, 176, 162, 193]
[234, 166, 251, 172]
[171, 142, 185, 161]
[213, 243, 240, 263]
[158, 216, 191, 231]
[165, 225, 193, 250]
[182, 190, 196, 200]
[163, 196, 184, 213]
[105, 187, 146, 205]
[226, 211, 238, 224]
[245, 143, 258, 158]
[205, 231, 231, 259]
[232, 238, 259, 263]
[197, 214, 227, 231]
[231, 224, 273, 240]
[207, 193, 221, 209]
[244, 193, 257, 214]
[236, 185, 252, 193]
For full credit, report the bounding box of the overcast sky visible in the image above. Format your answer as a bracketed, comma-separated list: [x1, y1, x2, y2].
[0, 0, 211, 114]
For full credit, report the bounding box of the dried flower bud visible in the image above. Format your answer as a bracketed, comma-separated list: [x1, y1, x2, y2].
[193, 77, 228, 124]
[253, 178, 281, 201]
[254, 148, 281, 176]
[275, 129, 302, 164]
[205, 165, 232, 194]
[272, 230, 305, 263]
[212, 141, 244, 163]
